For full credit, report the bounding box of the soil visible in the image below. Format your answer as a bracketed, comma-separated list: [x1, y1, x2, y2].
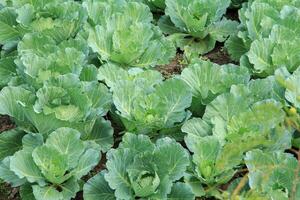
[156, 53, 186, 78]
[225, 8, 240, 21]
[0, 115, 17, 200]
[157, 42, 234, 78]
[0, 184, 19, 200]
[0, 115, 15, 132]
[203, 42, 234, 65]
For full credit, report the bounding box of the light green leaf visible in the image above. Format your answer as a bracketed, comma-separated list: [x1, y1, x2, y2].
[45, 128, 85, 168]
[248, 38, 275, 76]
[86, 1, 175, 68]
[0, 86, 35, 122]
[181, 59, 249, 106]
[194, 136, 220, 179]
[60, 177, 80, 200]
[154, 78, 192, 127]
[0, 8, 22, 44]
[225, 35, 248, 62]
[0, 157, 26, 187]
[73, 148, 101, 179]
[32, 146, 69, 184]
[154, 137, 189, 181]
[22, 133, 43, 152]
[83, 171, 115, 200]
[209, 18, 239, 42]
[167, 182, 195, 200]
[119, 132, 155, 153]
[10, 150, 44, 185]
[80, 65, 98, 82]
[83, 82, 112, 117]
[245, 150, 300, 200]
[105, 149, 134, 199]
[82, 117, 114, 153]
[283, 69, 300, 109]
[32, 185, 63, 200]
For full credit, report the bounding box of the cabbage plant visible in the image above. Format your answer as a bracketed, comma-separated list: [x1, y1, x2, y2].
[85, 0, 175, 68]
[0, 0, 86, 49]
[226, 0, 300, 77]
[182, 77, 291, 198]
[0, 32, 113, 142]
[158, 0, 238, 57]
[83, 133, 194, 199]
[0, 0, 87, 88]
[98, 64, 192, 137]
[180, 59, 250, 116]
[0, 128, 101, 200]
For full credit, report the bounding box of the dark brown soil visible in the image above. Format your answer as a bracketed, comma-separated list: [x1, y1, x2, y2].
[203, 43, 234, 65]
[0, 116, 17, 200]
[156, 53, 186, 78]
[0, 184, 19, 200]
[0, 115, 14, 132]
[226, 8, 240, 21]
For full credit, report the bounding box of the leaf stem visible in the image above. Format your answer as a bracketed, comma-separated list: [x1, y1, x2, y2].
[231, 173, 249, 199]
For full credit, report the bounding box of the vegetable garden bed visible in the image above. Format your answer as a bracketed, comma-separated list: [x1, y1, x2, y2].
[0, 0, 300, 200]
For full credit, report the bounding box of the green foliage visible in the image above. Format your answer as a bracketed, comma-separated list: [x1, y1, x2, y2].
[84, 133, 193, 199]
[226, 0, 300, 76]
[231, 0, 248, 8]
[0, 1, 299, 200]
[0, 0, 86, 49]
[99, 64, 192, 137]
[159, 0, 238, 57]
[182, 76, 291, 198]
[0, 128, 101, 200]
[85, 0, 175, 68]
[245, 150, 300, 200]
[180, 59, 250, 115]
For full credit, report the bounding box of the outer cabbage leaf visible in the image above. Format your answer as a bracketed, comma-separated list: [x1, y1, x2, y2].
[275, 67, 300, 109]
[83, 171, 115, 200]
[0, 157, 27, 187]
[0, 77, 112, 137]
[0, 7, 24, 44]
[180, 59, 249, 115]
[0, 0, 86, 46]
[16, 32, 89, 88]
[0, 56, 17, 88]
[167, 182, 195, 200]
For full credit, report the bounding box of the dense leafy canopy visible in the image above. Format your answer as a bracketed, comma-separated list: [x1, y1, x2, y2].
[226, 0, 300, 76]
[1, 0, 300, 200]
